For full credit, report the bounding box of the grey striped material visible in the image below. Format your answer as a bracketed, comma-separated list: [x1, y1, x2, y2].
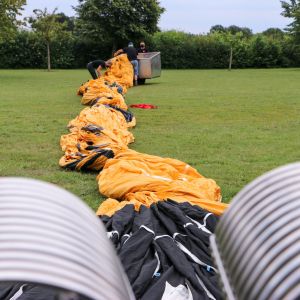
[210, 162, 300, 300]
[0, 177, 134, 300]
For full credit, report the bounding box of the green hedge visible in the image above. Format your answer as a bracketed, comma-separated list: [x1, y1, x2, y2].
[0, 31, 45, 68]
[150, 31, 229, 69]
[0, 30, 299, 69]
[150, 30, 300, 69]
[0, 31, 112, 69]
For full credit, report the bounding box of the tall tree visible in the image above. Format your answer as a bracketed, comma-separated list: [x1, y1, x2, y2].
[75, 0, 165, 53]
[28, 8, 68, 71]
[0, 0, 26, 41]
[55, 13, 75, 32]
[212, 31, 244, 70]
[210, 25, 226, 33]
[281, 0, 300, 42]
[227, 25, 253, 38]
[210, 25, 252, 38]
[262, 28, 285, 39]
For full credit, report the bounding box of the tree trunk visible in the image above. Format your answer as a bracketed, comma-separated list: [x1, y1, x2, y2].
[47, 42, 51, 72]
[229, 46, 233, 71]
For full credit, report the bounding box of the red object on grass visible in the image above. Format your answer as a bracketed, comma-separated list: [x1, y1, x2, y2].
[129, 104, 158, 109]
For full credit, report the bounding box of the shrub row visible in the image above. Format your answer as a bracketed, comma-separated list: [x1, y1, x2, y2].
[0, 30, 299, 69]
[150, 31, 300, 69]
[0, 31, 112, 69]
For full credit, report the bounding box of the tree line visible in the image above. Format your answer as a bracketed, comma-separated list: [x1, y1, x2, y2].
[0, 0, 300, 70]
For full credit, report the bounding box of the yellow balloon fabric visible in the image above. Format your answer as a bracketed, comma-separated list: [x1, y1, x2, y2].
[60, 52, 229, 216]
[97, 150, 226, 216]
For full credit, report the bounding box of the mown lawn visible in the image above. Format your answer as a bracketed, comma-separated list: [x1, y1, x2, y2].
[0, 69, 299, 210]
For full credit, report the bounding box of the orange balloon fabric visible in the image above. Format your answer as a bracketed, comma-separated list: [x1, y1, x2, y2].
[97, 150, 227, 216]
[60, 52, 229, 216]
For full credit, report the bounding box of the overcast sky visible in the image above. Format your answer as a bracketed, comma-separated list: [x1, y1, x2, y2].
[22, 0, 290, 34]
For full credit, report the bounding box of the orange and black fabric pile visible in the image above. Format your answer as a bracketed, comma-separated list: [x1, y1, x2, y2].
[60, 54, 228, 299]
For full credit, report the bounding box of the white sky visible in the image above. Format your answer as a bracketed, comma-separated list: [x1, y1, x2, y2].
[22, 0, 290, 34]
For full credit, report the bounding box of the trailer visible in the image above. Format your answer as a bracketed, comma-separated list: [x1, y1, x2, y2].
[137, 52, 161, 84]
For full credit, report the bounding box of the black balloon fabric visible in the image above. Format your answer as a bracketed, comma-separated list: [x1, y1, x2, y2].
[101, 200, 222, 300]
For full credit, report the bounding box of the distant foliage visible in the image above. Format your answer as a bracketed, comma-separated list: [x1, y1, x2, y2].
[0, 0, 26, 42]
[0, 31, 74, 69]
[28, 8, 72, 71]
[210, 25, 253, 38]
[1, 27, 300, 69]
[2, 2, 300, 70]
[75, 0, 165, 53]
[281, 0, 300, 43]
[262, 28, 285, 39]
[150, 30, 300, 69]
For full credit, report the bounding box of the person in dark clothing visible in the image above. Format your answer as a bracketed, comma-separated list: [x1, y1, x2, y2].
[137, 41, 148, 53]
[86, 59, 112, 79]
[114, 42, 139, 86]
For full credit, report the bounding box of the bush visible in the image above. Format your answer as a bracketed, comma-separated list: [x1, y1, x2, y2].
[151, 30, 298, 69]
[0, 30, 111, 69]
[151, 31, 229, 69]
[0, 31, 45, 68]
[250, 35, 281, 67]
[0, 29, 299, 69]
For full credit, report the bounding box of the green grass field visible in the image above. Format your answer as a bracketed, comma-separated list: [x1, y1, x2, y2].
[0, 69, 299, 210]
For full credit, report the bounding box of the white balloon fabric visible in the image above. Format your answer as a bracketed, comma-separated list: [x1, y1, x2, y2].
[0, 177, 134, 300]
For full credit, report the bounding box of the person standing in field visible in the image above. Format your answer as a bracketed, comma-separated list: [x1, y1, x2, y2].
[114, 42, 139, 86]
[137, 41, 148, 53]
